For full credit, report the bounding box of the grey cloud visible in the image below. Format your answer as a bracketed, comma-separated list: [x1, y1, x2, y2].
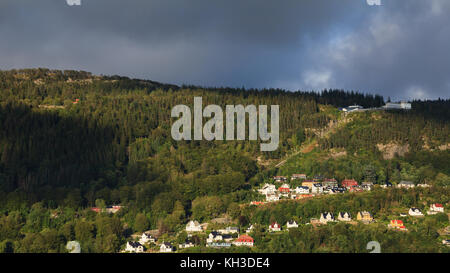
[0, 0, 449, 100]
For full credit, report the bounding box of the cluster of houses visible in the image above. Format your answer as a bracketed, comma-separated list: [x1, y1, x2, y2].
[254, 176, 432, 205]
[124, 231, 177, 253]
[121, 172, 444, 253]
[387, 204, 445, 232]
[309, 211, 373, 225]
[187, 220, 255, 248]
[124, 202, 446, 252]
[406, 203, 445, 217]
[255, 176, 376, 204]
[397, 181, 430, 189]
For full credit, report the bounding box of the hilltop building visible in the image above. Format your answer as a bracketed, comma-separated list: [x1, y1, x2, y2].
[383, 101, 411, 110]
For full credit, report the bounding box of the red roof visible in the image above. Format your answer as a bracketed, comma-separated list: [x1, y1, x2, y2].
[342, 179, 358, 186]
[236, 235, 254, 243]
[434, 203, 443, 208]
[391, 220, 404, 225]
[270, 222, 280, 228]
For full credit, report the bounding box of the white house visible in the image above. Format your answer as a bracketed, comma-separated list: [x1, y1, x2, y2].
[217, 227, 239, 235]
[311, 183, 323, 194]
[269, 222, 281, 232]
[286, 220, 298, 229]
[160, 242, 174, 253]
[246, 224, 254, 233]
[258, 184, 276, 195]
[291, 174, 307, 180]
[207, 242, 232, 248]
[178, 241, 195, 249]
[341, 105, 363, 112]
[266, 194, 280, 202]
[206, 232, 223, 243]
[361, 182, 374, 191]
[186, 220, 203, 232]
[398, 181, 415, 189]
[337, 212, 351, 222]
[428, 203, 444, 215]
[295, 186, 310, 194]
[139, 232, 156, 245]
[125, 241, 144, 253]
[383, 101, 411, 110]
[320, 212, 335, 224]
[408, 208, 423, 216]
[105, 205, 122, 214]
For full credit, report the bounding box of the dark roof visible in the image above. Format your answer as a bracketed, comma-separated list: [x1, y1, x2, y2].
[322, 212, 334, 217]
[128, 241, 143, 248]
[339, 212, 351, 217]
[210, 231, 220, 237]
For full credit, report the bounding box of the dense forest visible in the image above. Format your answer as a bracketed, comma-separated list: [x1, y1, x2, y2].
[0, 68, 449, 253]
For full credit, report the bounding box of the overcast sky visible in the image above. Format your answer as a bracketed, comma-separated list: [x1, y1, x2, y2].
[1, 0, 449, 100]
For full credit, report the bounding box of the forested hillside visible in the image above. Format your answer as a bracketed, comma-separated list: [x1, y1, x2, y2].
[0, 68, 449, 253]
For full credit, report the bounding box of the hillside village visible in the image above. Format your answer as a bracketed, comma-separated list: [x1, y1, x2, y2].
[121, 174, 448, 253]
[0, 69, 449, 253]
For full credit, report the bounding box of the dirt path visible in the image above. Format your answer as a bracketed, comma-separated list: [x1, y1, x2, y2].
[274, 112, 351, 168]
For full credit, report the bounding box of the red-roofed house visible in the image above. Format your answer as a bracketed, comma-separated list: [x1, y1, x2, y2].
[278, 184, 290, 193]
[269, 222, 281, 232]
[430, 203, 444, 213]
[342, 179, 358, 188]
[234, 235, 254, 247]
[389, 220, 407, 231]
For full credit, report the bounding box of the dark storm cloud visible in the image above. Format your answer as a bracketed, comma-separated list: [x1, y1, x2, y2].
[0, 0, 449, 100]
